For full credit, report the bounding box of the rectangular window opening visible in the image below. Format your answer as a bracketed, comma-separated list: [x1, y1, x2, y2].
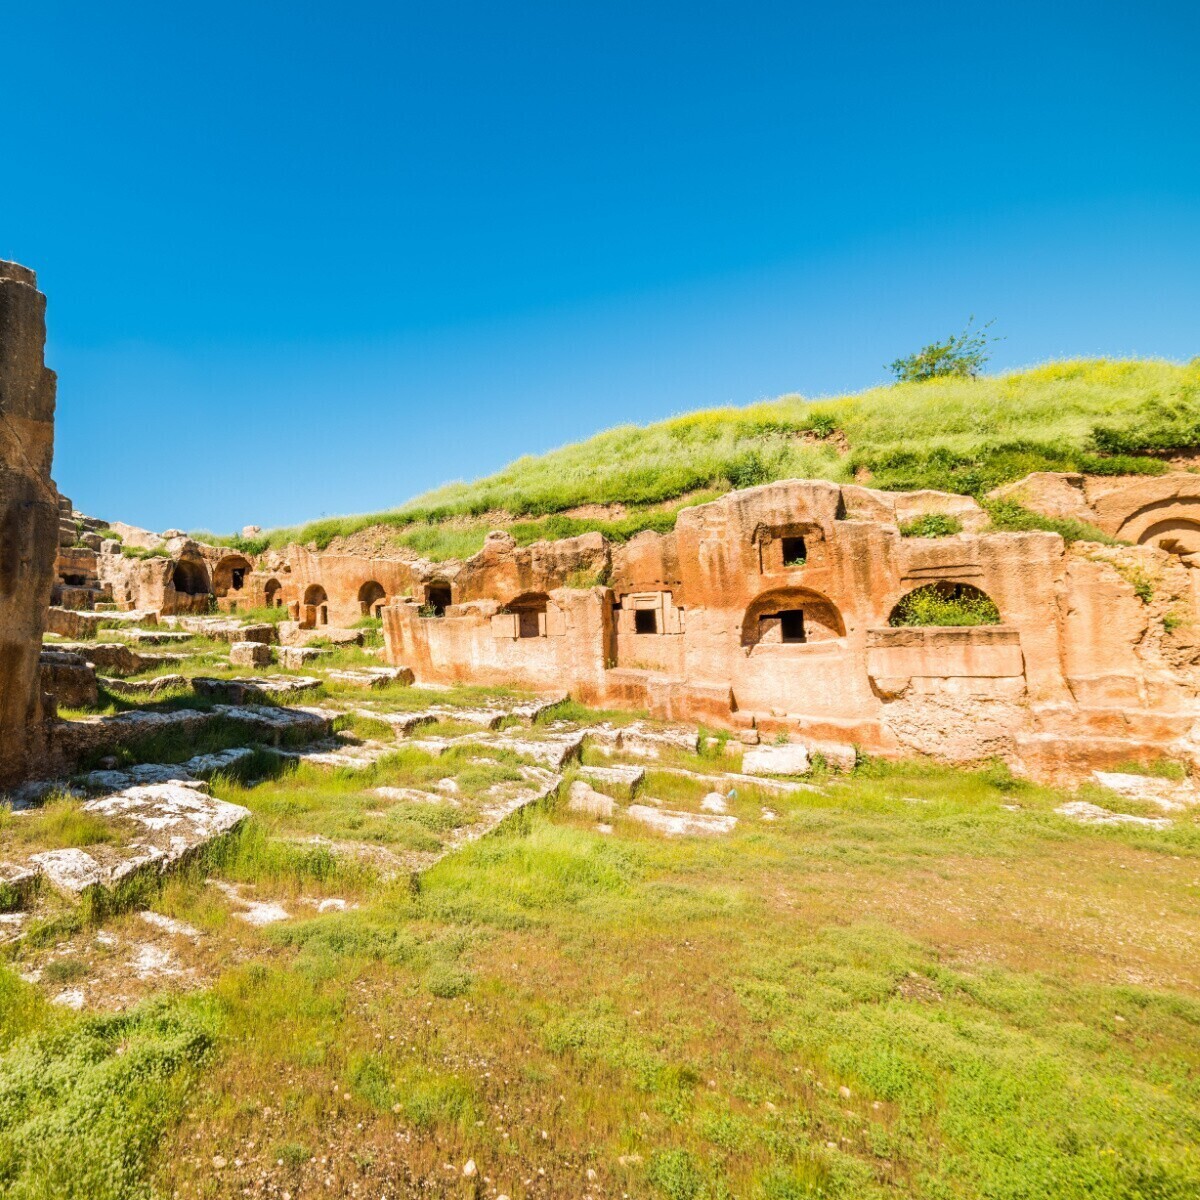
[634, 609, 658, 635]
[518, 610, 541, 638]
[780, 609, 806, 643]
[781, 537, 807, 567]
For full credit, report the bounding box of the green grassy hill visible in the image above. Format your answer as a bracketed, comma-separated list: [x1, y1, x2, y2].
[209, 358, 1200, 560]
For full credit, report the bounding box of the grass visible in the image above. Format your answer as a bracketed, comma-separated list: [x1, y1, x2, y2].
[899, 513, 962, 538]
[3, 750, 1200, 1197]
[888, 584, 1002, 627]
[0, 797, 114, 849]
[195, 359, 1200, 559]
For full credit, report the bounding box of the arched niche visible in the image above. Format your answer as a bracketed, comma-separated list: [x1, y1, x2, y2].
[213, 554, 252, 597]
[358, 580, 387, 617]
[741, 587, 845, 647]
[888, 582, 1000, 627]
[170, 558, 211, 596]
[264, 578, 283, 608]
[303, 583, 329, 627]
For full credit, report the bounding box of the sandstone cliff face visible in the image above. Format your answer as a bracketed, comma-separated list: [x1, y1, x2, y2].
[0, 262, 58, 787]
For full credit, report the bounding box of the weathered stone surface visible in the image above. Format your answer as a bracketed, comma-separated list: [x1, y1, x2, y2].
[0, 263, 59, 787]
[230, 640, 272, 667]
[277, 645, 327, 669]
[99, 673, 190, 698]
[576, 763, 645, 792]
[191, 675, 321, 703]
[29, 783, 250, 895]
[39, 650, 98, 709]
[626, 805, 737, 836]
[81, 747, 254, 792]
[326, 666, 414, 689]
[1092, 771, 1197, 811]
[1055, 800, 1171, 829]
[741, 744, 811, 776]
[567, 780, 616, 817]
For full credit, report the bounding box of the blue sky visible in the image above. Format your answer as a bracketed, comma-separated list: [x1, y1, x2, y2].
[3, 1, 1198, 533]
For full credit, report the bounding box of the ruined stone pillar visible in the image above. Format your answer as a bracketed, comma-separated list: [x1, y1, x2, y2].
[0, 262, 58, 787]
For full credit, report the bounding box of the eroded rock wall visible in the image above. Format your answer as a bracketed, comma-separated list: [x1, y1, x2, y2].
[0, 262, 58, 787]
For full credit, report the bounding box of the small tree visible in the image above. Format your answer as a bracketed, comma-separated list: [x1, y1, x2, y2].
[889, 318, 998, 383]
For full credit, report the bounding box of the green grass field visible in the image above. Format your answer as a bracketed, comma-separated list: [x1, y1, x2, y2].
[196, 358, 1200, 560]
[3, 752, 1199, 1200]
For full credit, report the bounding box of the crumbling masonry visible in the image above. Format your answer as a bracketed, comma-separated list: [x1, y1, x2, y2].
[0, 263, 59, 787]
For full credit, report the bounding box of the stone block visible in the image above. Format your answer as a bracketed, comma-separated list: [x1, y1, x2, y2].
[567, 780, 616, 817]
[741, 744, 811, 777]
[230, 641, 272, 667]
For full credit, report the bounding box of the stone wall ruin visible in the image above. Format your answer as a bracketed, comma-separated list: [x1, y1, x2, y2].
[0, 262, 59, 787]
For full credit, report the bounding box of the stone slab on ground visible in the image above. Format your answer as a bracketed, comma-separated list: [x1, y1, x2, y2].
[626, 804, 738, 836]
[1092, 771, 1197, 811]
[408, 730, 585, 769]
[28, 783, 250, 895]
[99, 673, 191, 698]
[325, 667, 414, 689]
[192, 676, 322, 703]
[567, 780, 616, 817]
[269, 737, 396, 771]
[741, 744, 812, 777]
[212, 703, 332, 741]
[586, 721, 700, 758]
[174, 617, 277, 645]
[1055, 800, 1171, 829]
[576, 763, 646, 792]
[81, 747, 255, 792]
[115, 629, 193, 645]
[55, 642, 189, 677]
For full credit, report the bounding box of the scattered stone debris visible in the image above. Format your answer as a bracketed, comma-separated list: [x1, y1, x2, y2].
[626, 804, 737, 836]
[1092, 771, 1197, 812]
[208, 879, 291, 925]
[1055, 800, 1171, 829]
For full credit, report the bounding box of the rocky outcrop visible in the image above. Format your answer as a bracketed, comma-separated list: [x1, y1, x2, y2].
[0, 263, 59, 788]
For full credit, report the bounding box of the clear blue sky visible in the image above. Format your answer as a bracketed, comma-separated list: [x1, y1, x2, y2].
[4, 1, 1198, 533]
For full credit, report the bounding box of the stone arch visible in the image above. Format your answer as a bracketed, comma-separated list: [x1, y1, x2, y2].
[1127, 511, 1200, 555]
[358, 580, 387, 617]
[303, 583, 329, 628]
[1091, 476, 1200, 553]
[507, 591, 550, 639]
[264, 578, 283, 608]
[212, 554, 252, 597]
[888, 582, 1000, 627]
[741, 587, 845, 647]
[170, 558, 211, 596]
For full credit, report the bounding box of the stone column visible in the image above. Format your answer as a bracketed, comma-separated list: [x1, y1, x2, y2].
[0, 261, 58, 787]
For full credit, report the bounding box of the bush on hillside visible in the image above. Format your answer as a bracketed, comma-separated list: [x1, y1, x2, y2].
[888, 319, 998, 383]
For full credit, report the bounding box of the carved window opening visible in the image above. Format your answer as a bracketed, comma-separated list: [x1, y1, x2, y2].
[779, 609, 806, 643]
[781, 537, 807, 567]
